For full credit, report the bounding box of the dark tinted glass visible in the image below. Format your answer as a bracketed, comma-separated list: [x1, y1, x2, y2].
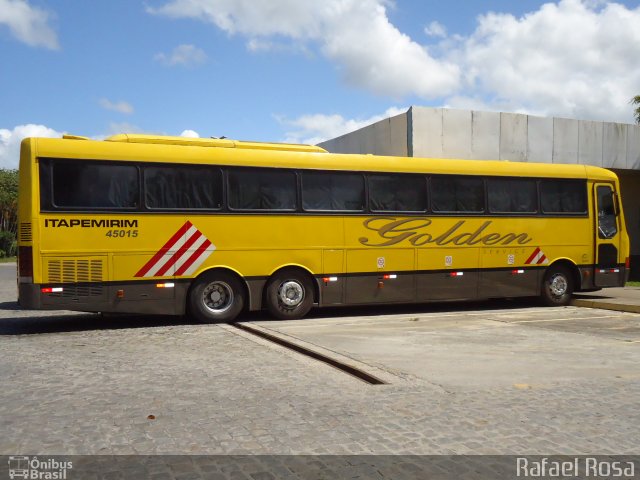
[488, 178, 537, 213]
[302, 172, 364, 211]
[540, 180, 586, 213]
[431, 176, 484, 213]
[369, 174, 427, 212]
[228, 169, 296, 210]
[145, 165, 222, 209]
[596, 185, 617, 238]
[51, 160, 138, 209]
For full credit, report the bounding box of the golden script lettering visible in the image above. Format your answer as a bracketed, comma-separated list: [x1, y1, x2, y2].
[358, 217, 533, 247]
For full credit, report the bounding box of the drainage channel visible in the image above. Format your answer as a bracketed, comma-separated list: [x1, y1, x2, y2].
[232, 322, 387, 385]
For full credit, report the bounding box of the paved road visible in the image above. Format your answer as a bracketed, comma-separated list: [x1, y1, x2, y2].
[1, 263, 639, 456]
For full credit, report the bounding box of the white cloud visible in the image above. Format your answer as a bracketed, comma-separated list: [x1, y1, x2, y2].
[148, 0, 461, 98]
[0, 124, 62, 169]
[180, 129, 200, 138]
[0, 0, 59, 49]
[454, 0, 640, 122]
[99, 98, 134, 115]
[154, 44, 208, 67]
[424, 21, 447, 38]
[149, 0, 640, 124]
[279, 107, 407, 145]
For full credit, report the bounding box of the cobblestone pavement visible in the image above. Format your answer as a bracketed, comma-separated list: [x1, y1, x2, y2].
[1, 263, 639, 456]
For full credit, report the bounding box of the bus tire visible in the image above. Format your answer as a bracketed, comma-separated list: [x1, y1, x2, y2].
[540, 265, 573, 306]
[189, 271, 244, 323]
[265, 270, 314, 320]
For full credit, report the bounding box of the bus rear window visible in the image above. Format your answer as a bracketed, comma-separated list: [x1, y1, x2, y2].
[145, 165, 222, 210]
[540, 179, 587, 214]
[46, 160, 139, 209]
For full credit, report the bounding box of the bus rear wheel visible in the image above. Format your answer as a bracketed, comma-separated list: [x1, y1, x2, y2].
[540, 265, 573, 306]
[189, 271, 244, 323]
[265, 270, 314, 320]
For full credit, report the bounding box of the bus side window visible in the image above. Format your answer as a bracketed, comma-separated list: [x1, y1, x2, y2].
[228, 169, 296, 211]
[431, 176, 484, 213]
[540, 180, 587, 214]
[369, 174, 426, 212]
[301, 172, 364, 212]
[487, 178, 537, 213]
[50, 160, 138, 209]
[145, 165, 222, 210]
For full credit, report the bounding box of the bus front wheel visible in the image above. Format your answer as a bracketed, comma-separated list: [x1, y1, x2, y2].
[189, 272, 244, 323]
[540, 265, 573, 306]
[265, 270, 314, 320]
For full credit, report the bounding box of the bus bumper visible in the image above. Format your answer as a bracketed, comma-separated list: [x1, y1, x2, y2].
[18, 282, 190, 315]
[578, 265, 627, 290]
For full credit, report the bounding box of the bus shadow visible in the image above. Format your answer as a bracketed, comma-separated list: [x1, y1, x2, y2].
[0, 309, 199, 336]
[0, 301, 19, 310]
[0, 298, 542, 336]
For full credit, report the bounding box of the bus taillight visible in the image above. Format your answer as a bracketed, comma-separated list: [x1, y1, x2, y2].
[626, 257, 630, 269]
[41, 287, 63, 293]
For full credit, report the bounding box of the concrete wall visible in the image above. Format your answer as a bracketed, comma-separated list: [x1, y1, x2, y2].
[406, 106, 640, 168]
[318, 111, 409, 157]
[319, 106, 640, 170]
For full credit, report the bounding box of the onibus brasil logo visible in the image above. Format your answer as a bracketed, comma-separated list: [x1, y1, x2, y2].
[7, 456, 72, 479]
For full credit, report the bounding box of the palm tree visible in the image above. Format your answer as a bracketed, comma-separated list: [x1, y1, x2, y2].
[632, 95, 640, 124]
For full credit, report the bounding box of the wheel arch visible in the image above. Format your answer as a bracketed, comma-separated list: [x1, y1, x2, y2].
[545, 258, 581, 291]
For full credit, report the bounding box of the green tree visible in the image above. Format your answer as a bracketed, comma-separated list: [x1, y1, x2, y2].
[0, 169, 18, 256]
[632, 95, 640, 125]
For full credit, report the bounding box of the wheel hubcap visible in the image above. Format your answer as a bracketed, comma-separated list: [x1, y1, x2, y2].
[549, 274, 568, 297]
[202, 281, 234, 313]
[278, 280, 304, 307]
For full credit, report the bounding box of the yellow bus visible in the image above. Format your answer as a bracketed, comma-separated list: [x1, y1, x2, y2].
[17, 134, 629, 322]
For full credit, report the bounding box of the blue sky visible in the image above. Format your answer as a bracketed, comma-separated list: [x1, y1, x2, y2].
[1, 0, 639, 168]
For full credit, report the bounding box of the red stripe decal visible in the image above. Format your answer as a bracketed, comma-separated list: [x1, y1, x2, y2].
[155, 230, 203, 277]
[537, 254, 547, 265]
[525, 247, 540, 265]
[175, 239, 212, 276]
[134, 221, 193, 277]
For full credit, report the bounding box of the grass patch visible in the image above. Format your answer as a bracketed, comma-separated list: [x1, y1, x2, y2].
[0, 256, 16, 264]
[626, 281, 640, 287]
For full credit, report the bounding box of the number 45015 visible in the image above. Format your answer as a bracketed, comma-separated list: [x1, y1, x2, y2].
[105, 229, 138, 238]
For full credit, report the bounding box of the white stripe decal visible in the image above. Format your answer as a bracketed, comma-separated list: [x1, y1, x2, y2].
[183, 244, 217, 276]
[144, 225, 199, 277]
[171, 234, 208, 275]
[138, 224, 216, 278]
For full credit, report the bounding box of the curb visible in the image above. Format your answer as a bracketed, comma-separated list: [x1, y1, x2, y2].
[571, 298, 640, 314]
[235, 322, 402, 385]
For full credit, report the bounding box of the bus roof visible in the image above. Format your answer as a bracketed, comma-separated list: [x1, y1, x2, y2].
[104, 134, 328, 153]
[26, 134, 618, 182]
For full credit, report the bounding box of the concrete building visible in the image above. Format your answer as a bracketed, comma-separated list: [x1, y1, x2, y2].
[319, 106, 640, 278]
